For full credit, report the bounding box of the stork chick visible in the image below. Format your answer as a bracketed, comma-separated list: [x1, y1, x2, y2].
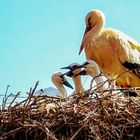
[51, 72, 73, 98]
[61, 63, 85, 95]
[37, 72, 73, 113]
[76, 60, 109, 91]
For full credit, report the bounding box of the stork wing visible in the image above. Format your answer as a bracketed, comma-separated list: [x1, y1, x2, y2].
[121, 34, 140, 64]
[116, 33, 140, 78]
[122, 61, 140, 78]
[128, 40, 140, 52]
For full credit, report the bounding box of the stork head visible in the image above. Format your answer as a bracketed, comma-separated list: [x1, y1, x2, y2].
[51, 72, 73, 89]
[79, 9, 105, 55]
[61, 63, 83, 77]
[61, 63, 80, 70]
[75, 60, 101, 77]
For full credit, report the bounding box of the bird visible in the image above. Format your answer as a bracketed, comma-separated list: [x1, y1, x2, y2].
[74, 60, 138, 97]
[79, 9, 140, 88]
[35, 72, 74, 113]
[61, 63, 85, 95]
[35, 72, 73, 98]
[74, 60, 109, 91]
[51, 72, 74, 98]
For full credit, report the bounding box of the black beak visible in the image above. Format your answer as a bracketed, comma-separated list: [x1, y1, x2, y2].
[61, 71, 74, 77]
[63, 80, 74, 89]
[74, 70, 87, 77]
[65, 71, 74, 77]
[61, 64, 83, 71]
[61, 66, 71, 70]
[60, 74, 74, 89]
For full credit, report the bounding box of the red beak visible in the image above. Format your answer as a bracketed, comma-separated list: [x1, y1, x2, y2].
[79, 26, 91, 55]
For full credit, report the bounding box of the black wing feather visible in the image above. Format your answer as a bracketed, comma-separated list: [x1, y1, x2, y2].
[122, 61, 140, 78]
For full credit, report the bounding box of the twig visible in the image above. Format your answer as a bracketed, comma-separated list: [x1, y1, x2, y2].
[8, 92, 20, 110]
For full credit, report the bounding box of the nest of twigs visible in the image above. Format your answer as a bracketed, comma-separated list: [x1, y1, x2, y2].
[0, 81, 140, 140]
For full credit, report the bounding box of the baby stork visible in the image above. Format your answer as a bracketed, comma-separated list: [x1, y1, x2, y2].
[51, 72, 73, 98]
[61, 63, 85, 95]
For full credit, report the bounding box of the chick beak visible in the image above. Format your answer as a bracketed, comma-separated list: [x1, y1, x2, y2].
[74, 70, 87, 77]
[79, 26, 91, 55]
[63, 80, 73, 89]
[61, 66, 71, 69]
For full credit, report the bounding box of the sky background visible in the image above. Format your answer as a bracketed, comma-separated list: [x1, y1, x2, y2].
[0, 0, 140, 100]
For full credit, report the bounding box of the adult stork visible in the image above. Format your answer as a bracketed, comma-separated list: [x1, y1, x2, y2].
[75, 60, 138, 96]
[79, 9, 140, 87]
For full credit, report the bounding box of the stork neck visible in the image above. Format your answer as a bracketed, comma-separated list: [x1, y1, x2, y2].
[55, 83, 67, 98]
[90, 69, 108, 90]
[95, 76, 106, 84]
[72, 76, 84, 94]
[87, 21, 104, 38]
[94, 74, 109, 90]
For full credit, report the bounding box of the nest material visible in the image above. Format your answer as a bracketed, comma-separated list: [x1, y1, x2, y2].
[0, 82, 140, 140]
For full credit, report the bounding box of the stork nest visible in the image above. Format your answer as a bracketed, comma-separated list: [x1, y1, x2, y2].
[0, 81, 140, 140]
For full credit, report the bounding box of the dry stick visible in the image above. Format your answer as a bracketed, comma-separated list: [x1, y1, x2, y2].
[36, 95, 62, 100]
[125, 109, 140, 123]
[8, 92, 20, 110]
[2, 85, 10, 110]
[32, 81, 39, 95]
[93, 87, 140, 95]
[4, 85, 10, 99]
[1, 127, 23, 138]
[13, 98, 28, 108]
[69, 126, 84, 140]
[24, 81, 39, 108]
[90, 69, 140, 95]
[2, 93, 13, 110]
[23, 89, 32, 107]
[130, 98, 140, 107]
[89, 72, 107, 90]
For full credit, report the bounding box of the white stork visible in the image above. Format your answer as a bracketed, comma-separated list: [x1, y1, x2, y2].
[61, 63, 85, 95]
[79, 9, 140, 87]
[51, 72, 73, 98]
[75, 60, 109, 91]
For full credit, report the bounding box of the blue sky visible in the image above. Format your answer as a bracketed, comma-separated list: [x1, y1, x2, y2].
[0, 0, 140, 98]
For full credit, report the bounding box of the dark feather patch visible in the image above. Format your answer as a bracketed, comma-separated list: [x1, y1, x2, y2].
[122, 61, 140, 78]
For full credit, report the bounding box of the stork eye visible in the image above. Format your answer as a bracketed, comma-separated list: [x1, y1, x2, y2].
[83, 62, 90, 66]
[73, 65, 78, 69]
[69, 63, 79, 70]
[66, 71, 74, 77]
[60, 75, 65, 80]
[88, 17, 91, 25]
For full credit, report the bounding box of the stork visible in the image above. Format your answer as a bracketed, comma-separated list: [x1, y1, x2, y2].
[75, 60, 138, 96]
[61, 63, 85, 95]
[51, 72, 73, 98]
[75, 60, 109, 91]
[79, 9, 140, 87]
[35, 72, 73, 113]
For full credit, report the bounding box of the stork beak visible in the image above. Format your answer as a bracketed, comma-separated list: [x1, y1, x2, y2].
[79, 26, 91, 55]
[61, 66, 71, 69]
[61, 64, 83, 71]
[63, 80, 74, 89]
[74, 70, 87, 77]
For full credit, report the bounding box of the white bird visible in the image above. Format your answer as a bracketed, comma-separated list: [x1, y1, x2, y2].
[75, 60, 109, 91]
[61, 63, 85, 95]
[79, 9, 140, 87]
[77, 60, 138, 96]
[35, 72, 73, 113]
[35, 72, 73, 98]
[51, 72, 73, 98]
